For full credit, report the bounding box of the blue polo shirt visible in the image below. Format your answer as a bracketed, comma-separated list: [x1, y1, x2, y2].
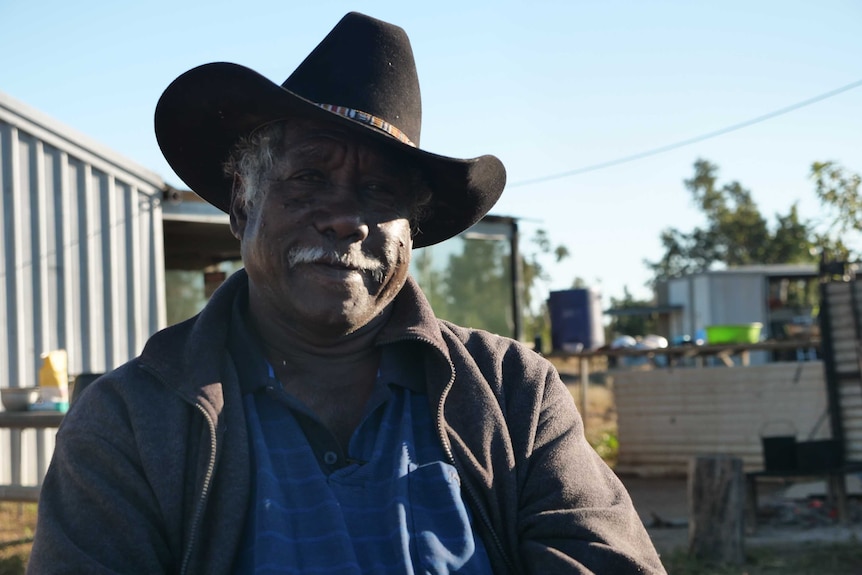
[228, 294, 492, 574]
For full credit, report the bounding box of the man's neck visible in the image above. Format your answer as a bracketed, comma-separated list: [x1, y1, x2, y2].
[245, 293, 393, 382]
[245, 297, 391, 449]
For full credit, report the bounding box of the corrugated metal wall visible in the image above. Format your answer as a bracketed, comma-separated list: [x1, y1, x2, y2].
[692, 275, 712, 331]
[709, 274, 765, 326]
[614, 362, 830, 476]
[822, 281, 862, 462]
[0, 92, 166, 486]
[666, 279, 689, 338]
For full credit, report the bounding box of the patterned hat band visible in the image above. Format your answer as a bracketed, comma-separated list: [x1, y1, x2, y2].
[315, 103, 416, 147]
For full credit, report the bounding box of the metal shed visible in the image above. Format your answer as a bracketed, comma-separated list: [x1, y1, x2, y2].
[660, 265, 818, 337]
[659, 265, 819, 364]
[0, 90, 166, 384]
[0, 91, 165, 486]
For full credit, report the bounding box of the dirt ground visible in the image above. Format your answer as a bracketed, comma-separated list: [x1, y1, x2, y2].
[3, 468, 861, 573]
[620, 475, 862, 556]
[0, 502, 36, 573]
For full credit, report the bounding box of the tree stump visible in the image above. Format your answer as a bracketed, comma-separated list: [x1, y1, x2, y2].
[688, 455, 745, 565]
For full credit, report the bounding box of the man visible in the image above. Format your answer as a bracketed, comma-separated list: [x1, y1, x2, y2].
[29, 12, 665, 574]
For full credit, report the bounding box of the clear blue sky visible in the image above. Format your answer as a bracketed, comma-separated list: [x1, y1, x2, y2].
[2, 0, 860, 304]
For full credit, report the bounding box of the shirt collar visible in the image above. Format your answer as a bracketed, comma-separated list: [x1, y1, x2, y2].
[227, 286, 273, 395]
[378, 341, 425, 393]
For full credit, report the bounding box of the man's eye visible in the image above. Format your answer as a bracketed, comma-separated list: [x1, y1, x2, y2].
[364, 182, 396, 199]
[292, 170, 325, 182]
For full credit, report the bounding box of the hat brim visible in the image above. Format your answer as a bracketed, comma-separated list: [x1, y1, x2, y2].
[154, 62, 506, 248]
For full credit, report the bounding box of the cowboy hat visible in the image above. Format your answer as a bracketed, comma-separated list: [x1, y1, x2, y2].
[154, 12, 506, 248]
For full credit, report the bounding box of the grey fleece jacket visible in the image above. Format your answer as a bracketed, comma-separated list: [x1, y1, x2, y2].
[29, 271, 665, 574]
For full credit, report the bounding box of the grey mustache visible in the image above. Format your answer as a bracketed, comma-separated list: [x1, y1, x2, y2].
[287, 246, 385, 281]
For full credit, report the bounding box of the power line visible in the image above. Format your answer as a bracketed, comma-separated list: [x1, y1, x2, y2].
[509, 77, 862, 188]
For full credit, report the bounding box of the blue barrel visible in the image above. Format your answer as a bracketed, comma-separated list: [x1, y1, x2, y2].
[548, 289, 604, 352]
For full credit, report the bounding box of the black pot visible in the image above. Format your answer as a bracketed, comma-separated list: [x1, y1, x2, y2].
[761, 436, 797, 471]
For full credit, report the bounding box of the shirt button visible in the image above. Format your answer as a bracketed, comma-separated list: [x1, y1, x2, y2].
[323, 451, 338, 465]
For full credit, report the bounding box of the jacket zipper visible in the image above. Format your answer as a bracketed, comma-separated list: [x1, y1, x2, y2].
[139, 364, 219, 575]
[384, 335, 519, 575]
[180, 403, 218, 575]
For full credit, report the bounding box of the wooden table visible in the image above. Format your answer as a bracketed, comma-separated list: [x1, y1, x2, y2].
[0, 410, 65, 502]
[745, 463, 862, 533]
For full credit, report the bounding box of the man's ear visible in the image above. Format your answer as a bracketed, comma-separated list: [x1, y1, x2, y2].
[229, 173, 248, 240]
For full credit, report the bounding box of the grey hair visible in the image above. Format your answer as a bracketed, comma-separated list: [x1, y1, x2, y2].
[223, 121, 434, 229]
[223, 123, 285, 209]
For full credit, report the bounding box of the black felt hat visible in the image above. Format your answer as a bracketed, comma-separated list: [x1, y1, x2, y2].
[154, 12, 506, 248]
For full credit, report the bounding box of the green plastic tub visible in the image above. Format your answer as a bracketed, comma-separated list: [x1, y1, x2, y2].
[705, 323, 763, 344]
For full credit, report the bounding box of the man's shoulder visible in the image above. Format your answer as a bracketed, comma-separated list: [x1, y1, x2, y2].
[436, 319, 554, 382]
[139, 271, 246, 382]
[437, 319, 532, 356]
[137, 315, 203, 377]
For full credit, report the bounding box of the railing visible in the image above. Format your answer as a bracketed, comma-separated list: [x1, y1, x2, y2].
[0, 411, 64, 502]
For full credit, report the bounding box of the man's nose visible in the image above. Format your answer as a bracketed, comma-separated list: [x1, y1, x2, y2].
[314, 188, 370, 242]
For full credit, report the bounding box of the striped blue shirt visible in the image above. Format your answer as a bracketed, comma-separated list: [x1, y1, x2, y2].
[228, 296, 492, 574]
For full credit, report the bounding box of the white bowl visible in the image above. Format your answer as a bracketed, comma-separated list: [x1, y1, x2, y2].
[1, 387, 41, 411]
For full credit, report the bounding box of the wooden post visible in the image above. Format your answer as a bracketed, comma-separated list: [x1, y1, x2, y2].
[688, 455, 745, 565]
[579, 356, 589, 433]
[827, 472, 849, 524]
[744, 474, 759, 535]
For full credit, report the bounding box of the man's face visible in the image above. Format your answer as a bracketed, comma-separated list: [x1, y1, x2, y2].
[230, 119, 420, 338]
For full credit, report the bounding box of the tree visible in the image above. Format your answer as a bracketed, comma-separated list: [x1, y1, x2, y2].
[646, 159, 821, 284]
[811, 161, 859, 261]
[411, 247, 451, 319]
[443, 235, 513, 337]
[521, 229, 570, 312]
[521, 229, 570, 347]
[410, 226, 570, 343]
